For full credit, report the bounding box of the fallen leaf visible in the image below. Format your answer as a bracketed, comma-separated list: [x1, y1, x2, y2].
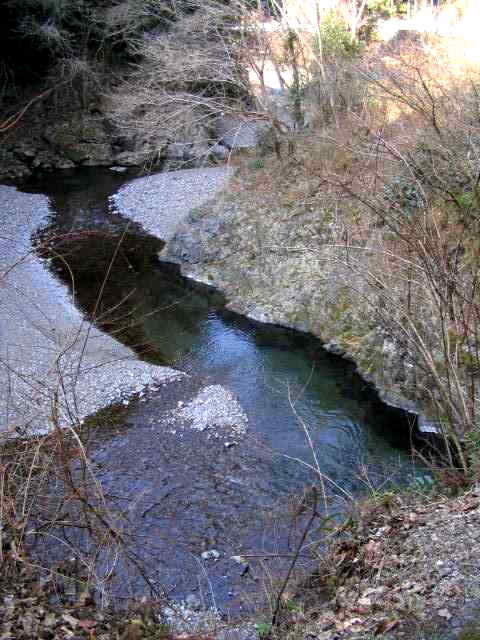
[353, 606, 370, 615]
[78, 619, 97, 630]
[375, 618, 400, 635]
[364, 540, 382, 566]
[43, 613, 56, 627]
[62, 613, 79, 627]
[357, 597, 372, 607]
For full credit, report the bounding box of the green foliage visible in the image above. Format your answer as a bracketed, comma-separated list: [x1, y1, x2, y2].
[367, 0, 397, 19]
[456, 190, 476, 212]
[359, 0, 407, 42]
[249, 157, 265, 170]
[255, 622, 273, 638]
[383, 176, 426, 217]
[410, 473, 436, 495]
[464, 428, 480, 479]
[458, 624, 480, 640]
[317, 11, 362, 60]
[284, 599, 303, 613]
[323, 574, 339, 598]
[284, 29, 306, 127]
[257, 126, 278, 157]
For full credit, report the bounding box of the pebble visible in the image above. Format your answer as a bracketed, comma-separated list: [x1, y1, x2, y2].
[185, 594, 202, 611]
[174, 385, 248, 439]
[201, 549, 221, 561]
[162, 601, 220, 634]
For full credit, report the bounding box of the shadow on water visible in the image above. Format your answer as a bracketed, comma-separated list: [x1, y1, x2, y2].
[22, 168, 423, 613]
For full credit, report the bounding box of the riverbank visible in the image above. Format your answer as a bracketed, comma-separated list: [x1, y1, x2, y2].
[112, 167, 232, 241]
[0, 184, 183, 435]
[110, 161, 432, 434]
[278, 484, 480, 640]
[160, 157, 431, 429]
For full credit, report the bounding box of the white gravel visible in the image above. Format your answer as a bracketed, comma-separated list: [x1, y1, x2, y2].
[162, 601, 220, 634]
[169, 385, 248, 440]
[111, 167, 232, 241]
[0, 185, 183, 436]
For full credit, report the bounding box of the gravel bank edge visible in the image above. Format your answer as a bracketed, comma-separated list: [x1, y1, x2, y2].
[0, 184, 183, 435]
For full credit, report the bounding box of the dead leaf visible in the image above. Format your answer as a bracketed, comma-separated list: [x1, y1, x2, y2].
[344, 617, 364, 629]
[353, 606, 370, 615]
[62, 613, 79, 628]
[364, 587, 386, 597]
[357, 596, 372, 607]
[78, 619, 97, 630]
[364, 540, 382, 565]
[375, 619, 400, 635]
[43, 613, 56, 627]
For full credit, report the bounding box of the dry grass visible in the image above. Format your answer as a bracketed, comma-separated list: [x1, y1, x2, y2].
[220, 23, 480, 477]
[0, 400, 159, 608]
[280, 483, 480, 640]
[289, 35, 480, 471]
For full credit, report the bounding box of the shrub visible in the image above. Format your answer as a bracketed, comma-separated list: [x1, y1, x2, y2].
[323, 47, 480, 475]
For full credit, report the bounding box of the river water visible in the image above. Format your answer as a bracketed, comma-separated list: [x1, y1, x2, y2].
[23, 168, 421, 614]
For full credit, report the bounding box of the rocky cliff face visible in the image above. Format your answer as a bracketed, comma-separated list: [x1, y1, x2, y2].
[0, 108, 128, 181]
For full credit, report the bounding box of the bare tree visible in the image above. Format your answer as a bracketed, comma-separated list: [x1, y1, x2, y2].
[321, 47, 480, 473]
[107, 1, 260, 158]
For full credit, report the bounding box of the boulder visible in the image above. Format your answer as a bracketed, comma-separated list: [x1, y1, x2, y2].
[0, 154, 32, 180]
[14, 142, 37, 163]
[54, 158, 75, 170]
[76, 144, 113, 166]
[114, 148, 164, 167]
[166, 142, 187, 160]
[210, 143, 230, 161]
[44, 116, 114, 166]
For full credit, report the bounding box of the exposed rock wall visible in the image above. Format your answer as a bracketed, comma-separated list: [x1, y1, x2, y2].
[0, 104, 234, 181]
[165, 169, 428, 427]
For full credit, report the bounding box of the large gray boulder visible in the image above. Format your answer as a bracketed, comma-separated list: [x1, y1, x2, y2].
[44, 115, 114, 166]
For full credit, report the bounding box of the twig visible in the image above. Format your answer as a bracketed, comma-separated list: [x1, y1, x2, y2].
[271, 486, 318, 628]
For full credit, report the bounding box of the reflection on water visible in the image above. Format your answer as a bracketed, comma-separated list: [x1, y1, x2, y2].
[142, 287, 416, 494]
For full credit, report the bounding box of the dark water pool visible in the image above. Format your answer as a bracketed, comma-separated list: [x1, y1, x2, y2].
[23, 168, 421, 613]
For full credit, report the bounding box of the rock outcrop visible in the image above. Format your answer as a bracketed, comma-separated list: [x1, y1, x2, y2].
[164, 166, 431, 428]
[0, 105, 234, 181]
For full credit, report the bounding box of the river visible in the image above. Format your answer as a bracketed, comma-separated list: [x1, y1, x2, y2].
[21, 167, 422, 615]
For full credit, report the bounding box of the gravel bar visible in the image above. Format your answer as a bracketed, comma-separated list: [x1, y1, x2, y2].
[111, 167, 231, 241]
[167, 384, 248, 440]
[0, 184, 183, 436]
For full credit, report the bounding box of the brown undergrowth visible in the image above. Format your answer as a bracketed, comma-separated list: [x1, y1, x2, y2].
[0, 401, 139, 592]
[268, 484, 480, 640]
[222, 29, 480, 480]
